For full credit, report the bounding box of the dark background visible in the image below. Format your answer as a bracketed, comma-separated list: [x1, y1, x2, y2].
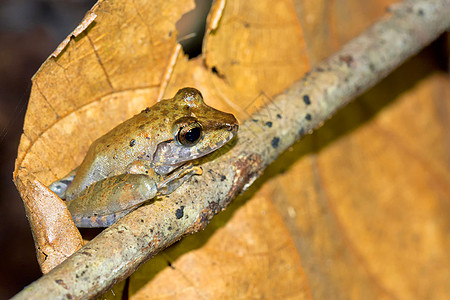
[0, 0, 208, 298]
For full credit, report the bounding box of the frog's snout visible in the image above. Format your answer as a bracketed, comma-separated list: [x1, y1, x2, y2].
[220, 114, 238, 137]
[227, 122, 239, 134]
[223, 122, 239, 144]
[221, 112, 239, 131]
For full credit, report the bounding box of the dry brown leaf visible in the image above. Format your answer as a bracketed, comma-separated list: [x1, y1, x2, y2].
[13, 0, 450, 299]
[295, 0, 396, 63]
[266, 70, 450, 299]
[16, 174, 84, 274]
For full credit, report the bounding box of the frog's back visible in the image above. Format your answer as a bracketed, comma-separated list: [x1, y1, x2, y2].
[65, 105, 174, 200]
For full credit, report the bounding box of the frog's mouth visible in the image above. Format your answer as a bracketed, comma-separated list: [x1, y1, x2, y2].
[152, 123, 238, 175]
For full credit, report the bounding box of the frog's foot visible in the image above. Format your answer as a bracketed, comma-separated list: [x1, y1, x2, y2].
[72, 207, 136, 228]
[48, 168, 78, 199]
[157, 163, 202, 195]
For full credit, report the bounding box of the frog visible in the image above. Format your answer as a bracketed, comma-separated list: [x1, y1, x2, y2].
[49, 87, 238, 227]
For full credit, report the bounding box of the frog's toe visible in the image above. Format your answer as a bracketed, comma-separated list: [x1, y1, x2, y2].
[49, 181, 70, 199]
[192, 166, 203, 175]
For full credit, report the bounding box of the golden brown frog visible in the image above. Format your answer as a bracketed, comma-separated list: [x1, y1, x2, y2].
[50, 88, 238, 227]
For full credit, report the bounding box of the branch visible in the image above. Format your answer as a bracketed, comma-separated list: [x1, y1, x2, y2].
[13, 0, 450, 298]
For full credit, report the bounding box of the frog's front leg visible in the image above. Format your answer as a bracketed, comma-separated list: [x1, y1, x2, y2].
[126, 161, 202, 195]
[157, 163, 202, 195]
[67, 173, 159, 227]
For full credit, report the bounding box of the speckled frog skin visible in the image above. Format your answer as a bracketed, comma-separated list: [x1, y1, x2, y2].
[50, 88, 238, 227]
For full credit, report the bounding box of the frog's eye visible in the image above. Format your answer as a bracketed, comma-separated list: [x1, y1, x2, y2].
[177, 122, 202, 146]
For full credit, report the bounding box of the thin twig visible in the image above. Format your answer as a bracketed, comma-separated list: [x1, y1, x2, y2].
[13, 0, 450, 298]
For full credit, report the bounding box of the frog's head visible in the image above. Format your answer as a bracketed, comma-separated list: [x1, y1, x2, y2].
[152, 87, 238, 174]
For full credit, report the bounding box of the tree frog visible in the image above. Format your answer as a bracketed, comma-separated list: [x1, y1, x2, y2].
[49, 87, 238, 227]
